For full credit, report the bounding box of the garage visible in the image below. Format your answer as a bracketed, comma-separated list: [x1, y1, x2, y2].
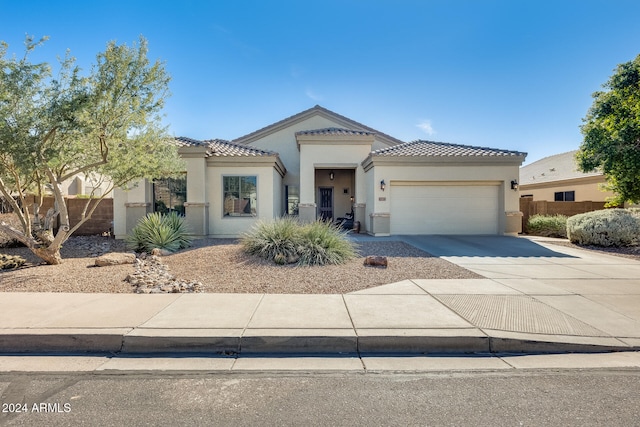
[390, 183, 500, 235]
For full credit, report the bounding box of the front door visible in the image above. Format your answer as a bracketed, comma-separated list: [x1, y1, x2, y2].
[318, 187, 333, 220]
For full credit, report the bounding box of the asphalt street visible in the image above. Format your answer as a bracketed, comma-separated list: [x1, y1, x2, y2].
[1, 369, 639, 426]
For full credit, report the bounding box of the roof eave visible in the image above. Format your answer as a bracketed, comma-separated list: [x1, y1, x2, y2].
[364, 154, 527, 168]
[178, 145, 210, 158]
[205, 155, 287, 177]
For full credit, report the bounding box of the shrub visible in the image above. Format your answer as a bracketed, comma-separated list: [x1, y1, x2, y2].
[126, 212, 192, 253]
[566, 209, 640, 247]
[527, 214, 568, 238]
[628, 207, 640, 217]
[241, 217, 303, 265]
[0, 254, 26, 270]
[241, 217, 357, 266]
[297, 220, 358, 266]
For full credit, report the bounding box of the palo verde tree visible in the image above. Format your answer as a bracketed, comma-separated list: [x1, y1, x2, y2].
[577, 53, 640, 206]
[0, 35, 183, 264]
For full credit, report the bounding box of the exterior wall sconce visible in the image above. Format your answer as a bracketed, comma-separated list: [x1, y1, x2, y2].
[329, 171, 334, 181]
[350, 195, 355, 203]
[380, 180, 386, 191]
[511, 180, 519, 190]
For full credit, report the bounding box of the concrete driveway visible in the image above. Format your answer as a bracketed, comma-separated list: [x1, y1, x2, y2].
[395, 234, 640, 280]
[398, 234, 577, 258]
[388, 234, 640, 346]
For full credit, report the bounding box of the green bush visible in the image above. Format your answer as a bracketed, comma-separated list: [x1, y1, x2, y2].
[297, 220, 358, 266]
[241, 217, 357, 266]
[526, 214, 568, 238]
[126, 212, 193, 253]
[241, 216, 303, 265]
[0, 254, 26, 270]
[566, 209, 640, 247]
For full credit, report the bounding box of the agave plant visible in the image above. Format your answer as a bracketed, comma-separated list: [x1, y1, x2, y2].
[126, 212, 193, 253]
[240, 217, 357, 266]
[240, 217, 303, 264]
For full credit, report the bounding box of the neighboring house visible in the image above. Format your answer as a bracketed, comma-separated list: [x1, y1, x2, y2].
[519, 150, 614, 202]
[58, 173, 113, 198]
[113, 105, 527, 238]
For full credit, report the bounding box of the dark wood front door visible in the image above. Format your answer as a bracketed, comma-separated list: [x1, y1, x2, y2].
[318, 187, 333, 220]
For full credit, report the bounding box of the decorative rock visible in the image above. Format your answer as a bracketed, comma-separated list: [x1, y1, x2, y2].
[151, 248, 173, 257]
[363, 255, 388, 268]
[125, 252, 202, 294]
[95, 252, 136, 267]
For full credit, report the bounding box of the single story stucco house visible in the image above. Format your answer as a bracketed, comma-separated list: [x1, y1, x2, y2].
[519, 150, 614, 202]
[113, 105, 527, 238]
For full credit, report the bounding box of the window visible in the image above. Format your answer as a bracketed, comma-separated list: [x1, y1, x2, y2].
[224, 176, 257, 216]
[554, 191, 575, 201]
[285, 185, 299, 215]
[154, 176, 187, 215]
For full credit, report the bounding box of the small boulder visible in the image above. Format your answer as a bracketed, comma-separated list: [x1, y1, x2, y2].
[95, 252, 136, 267]
[363, 255, 388, 268]
[151, 248, 173, 256]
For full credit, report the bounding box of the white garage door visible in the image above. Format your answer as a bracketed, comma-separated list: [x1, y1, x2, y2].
[390, 183, 500, 235]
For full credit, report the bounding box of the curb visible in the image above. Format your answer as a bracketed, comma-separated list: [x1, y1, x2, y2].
[2, 330, 638, 355]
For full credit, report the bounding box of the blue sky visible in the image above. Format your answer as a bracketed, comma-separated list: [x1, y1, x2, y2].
[2, 0, 640, 164]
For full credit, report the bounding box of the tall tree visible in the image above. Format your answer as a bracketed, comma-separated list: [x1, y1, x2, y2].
[577, 54, 640, 206]
[0, 36, 183, 264]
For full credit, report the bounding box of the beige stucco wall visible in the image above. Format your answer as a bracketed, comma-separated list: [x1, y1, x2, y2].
[519, 176, 613, 202]
[113, 179, 153, 239]
[206, 165, 282, 237]
[59, 173, 113, 198]
[247, 115, 389, 190]
[299, 143, 371, 206]
[184, 157, 208, 203]
[369, 163, 519, 210]
[364, 162, 522, 235]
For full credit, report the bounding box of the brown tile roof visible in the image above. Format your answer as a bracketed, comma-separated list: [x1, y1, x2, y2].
[295, 127, 376, 137]
[175, 136, 278, 157]
[371, 140, 527, 158]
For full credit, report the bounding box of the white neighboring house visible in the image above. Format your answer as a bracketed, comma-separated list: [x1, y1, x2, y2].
[114, 105, 527, 238]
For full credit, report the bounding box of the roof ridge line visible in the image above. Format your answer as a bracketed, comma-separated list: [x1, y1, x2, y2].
[232, 105, 404, 146]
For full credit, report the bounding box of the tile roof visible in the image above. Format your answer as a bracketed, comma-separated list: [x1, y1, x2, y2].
[296, 127, 376, 137]
[175, 136, 278, 157]
[520, 150, 602, 185]
[371, 140, 527, 158]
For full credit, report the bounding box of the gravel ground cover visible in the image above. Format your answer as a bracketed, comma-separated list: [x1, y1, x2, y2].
[3, 218, 638, 294]
[0, 236, 482, 294]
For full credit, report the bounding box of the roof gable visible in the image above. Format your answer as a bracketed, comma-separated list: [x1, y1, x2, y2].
[232, 105, 403, 147]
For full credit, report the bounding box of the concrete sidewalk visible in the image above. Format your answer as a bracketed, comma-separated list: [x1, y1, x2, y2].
[1, 236, 639, 355]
